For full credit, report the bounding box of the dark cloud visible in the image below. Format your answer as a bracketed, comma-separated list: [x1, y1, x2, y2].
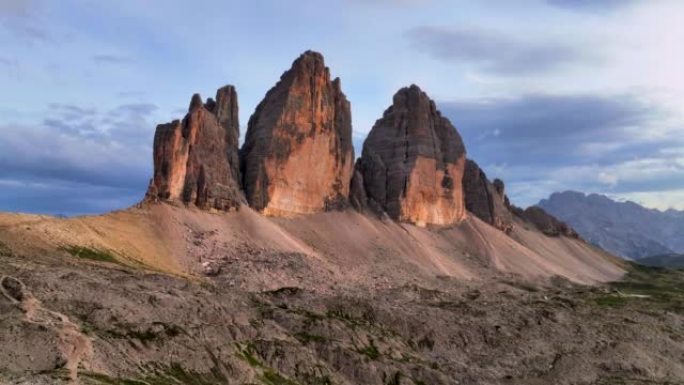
[0, 102, 159, 215]
[406, 26, 590, 75]
[442, 94, 658, 165]
[439, 94, 684, 206]
[0, 178, 141, 217]
[547, 0, 639, 12]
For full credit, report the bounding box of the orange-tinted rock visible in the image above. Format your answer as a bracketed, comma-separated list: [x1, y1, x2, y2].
[463, 159, 513, 233]
[356, 85, 466, 227]
[241, 51, 354, 216]
[146, 86, 243, 211]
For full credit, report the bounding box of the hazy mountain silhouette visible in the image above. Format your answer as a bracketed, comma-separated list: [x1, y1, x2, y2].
[538, 191, 684, 260]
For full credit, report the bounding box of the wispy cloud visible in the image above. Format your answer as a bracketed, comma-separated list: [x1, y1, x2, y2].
[406, 26, 594, 75]
[0, 101, 160, 214]
[92, 54, 134, 65]
[0, 56, 16, 67]
[0, 0, 32, 17]
[0, 0, 49, 43]
[546, 0, 640, 13]
[116, 90, 145, 98]
[347, 0, 431, 6]
[440, 93, 684, 207]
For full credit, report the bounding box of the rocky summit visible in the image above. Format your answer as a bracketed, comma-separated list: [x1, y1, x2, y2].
[354, 85, 467, 227]
[240, 51, 354, 216]
[463, 159, 514, 233]
[146, 85, 243, 211]
[4, 49, 683, 385]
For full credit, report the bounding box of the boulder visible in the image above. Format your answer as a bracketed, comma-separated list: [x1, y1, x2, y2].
[462, 160, 513, 233]
[356, 85, 466, 227]
[241, 51, 354, 216]
[146, 86, 243, 211]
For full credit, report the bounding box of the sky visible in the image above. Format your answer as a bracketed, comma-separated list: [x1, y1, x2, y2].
[1, 0, 683, 215]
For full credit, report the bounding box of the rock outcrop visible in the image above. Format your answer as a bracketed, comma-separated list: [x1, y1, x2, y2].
[355, 85, 466, 227]
[463, 160, 513, 233]
[146, 86, 243, 211]
[514, 206, 578, 238]
[241, 51, 354, 216]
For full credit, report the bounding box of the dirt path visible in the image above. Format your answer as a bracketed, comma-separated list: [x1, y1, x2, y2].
[1, 276, 93, 384]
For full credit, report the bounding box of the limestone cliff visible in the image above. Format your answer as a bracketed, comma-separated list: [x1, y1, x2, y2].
[240, 51, 354, 216]
[146, 86, 243, 210]
[355, 85, 466, 227]
[463, 160, 513, 233]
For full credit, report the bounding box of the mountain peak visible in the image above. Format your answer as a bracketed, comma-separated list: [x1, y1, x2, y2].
[241, 50, 353, 216]
[354, 85, 466, 227]
[539, 191, 684, 259]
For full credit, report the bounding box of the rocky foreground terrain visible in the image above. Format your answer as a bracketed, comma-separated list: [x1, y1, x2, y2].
[1, 239, 683, 385]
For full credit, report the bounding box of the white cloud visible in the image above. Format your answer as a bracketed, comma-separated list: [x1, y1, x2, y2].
[613, 189, 684, 211]
[597, 171, 618, 187]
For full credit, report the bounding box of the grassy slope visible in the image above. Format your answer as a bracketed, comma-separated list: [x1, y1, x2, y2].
[591, 262, 684, 314]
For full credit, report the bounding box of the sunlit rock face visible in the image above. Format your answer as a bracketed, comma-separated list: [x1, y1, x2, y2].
[356, 85, 467, 227]
[146, 86, 244, 211]
[240, 51, 354, 216]
[463, 159, 514, 233]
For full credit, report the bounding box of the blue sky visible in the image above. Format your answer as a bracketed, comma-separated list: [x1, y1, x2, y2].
[1, 0, 684, 215]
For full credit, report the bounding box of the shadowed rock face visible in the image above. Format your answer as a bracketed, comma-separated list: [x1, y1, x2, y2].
[514, 206, 579, 238]
[146, 86, 243, 211]
[356, 85, 466, 227]
[463, 160, 513, 233]
[241, 51, 354, 216]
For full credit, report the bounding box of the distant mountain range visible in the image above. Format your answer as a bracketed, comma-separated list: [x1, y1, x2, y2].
[638, 254, 684, 268]
[538, 191, 684, 260]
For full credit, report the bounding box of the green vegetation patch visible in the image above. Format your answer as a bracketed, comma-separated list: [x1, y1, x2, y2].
[234, 343, 309, 385]
[83, 362, 230, 385]
[0, 241, 13, 257]
[356, 339, 380, 360]
[235, 342, 264, 368]
[294, 331, 328, 345]
[81, 371, 148, 385]
[259, 369, 301, 385]
[591, 263, 684, 313]
[62, 245, 121, 264]
[145, 362, 228, 385]
[80, 320, 185, 349]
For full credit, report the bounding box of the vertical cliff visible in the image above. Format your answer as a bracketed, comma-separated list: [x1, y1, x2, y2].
[146, 86, 243, 211]
[355, 85, 466, 227]
[240, 51, 354, 216]
[463, 159, 514, 233]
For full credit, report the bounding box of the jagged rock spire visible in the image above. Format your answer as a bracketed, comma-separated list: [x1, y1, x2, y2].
[146, 85, 244, 211]
[353, 85, 466, 227]
[240, 50, 354, 216]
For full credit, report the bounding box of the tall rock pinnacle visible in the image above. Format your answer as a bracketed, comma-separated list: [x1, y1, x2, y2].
[463, 159, 513, 233]
[145, 85, 244, 211]
[240, 51, 354, 216]
[354, 85, 467, 227]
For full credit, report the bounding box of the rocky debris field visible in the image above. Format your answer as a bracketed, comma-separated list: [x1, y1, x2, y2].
[1, 245, 683, 385]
